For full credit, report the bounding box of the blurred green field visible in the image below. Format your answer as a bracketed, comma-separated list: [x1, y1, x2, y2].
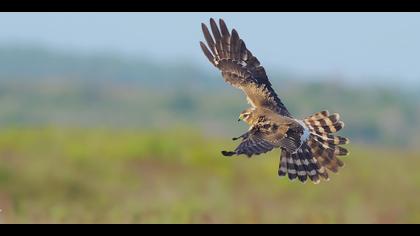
[0, 127, 419, 223]
[1, 14, 420, 224]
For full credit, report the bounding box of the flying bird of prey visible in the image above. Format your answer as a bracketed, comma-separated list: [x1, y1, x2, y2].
[200, 18, 350, 184]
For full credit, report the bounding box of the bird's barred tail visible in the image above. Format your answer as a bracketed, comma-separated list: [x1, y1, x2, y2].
[278, 143, 326, 183]
[278, 111, 350, 184]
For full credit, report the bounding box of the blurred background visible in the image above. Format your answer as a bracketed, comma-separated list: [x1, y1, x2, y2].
[0, 13, 419, 223]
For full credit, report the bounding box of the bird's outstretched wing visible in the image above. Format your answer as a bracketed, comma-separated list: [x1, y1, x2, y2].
[221, 128, 275, 157]
[200, 18, 291, 117]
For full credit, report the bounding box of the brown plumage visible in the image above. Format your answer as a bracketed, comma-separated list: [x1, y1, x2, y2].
[304, 111, 349, 174]
[200, 18, 350, 184]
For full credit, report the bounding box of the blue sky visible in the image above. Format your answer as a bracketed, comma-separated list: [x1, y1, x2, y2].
[0, 13, 419, 86]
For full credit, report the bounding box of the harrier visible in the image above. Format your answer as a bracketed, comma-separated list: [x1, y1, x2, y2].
[200, 18, 350, 184]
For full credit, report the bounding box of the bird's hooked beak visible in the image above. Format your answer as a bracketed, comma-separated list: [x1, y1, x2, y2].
[238, 113, 244, 122]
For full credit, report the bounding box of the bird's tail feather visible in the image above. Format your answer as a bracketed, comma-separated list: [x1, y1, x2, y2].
[278, 110, 349, 184]
[304, 111, 349, 174]
[278, 143, 324, 184]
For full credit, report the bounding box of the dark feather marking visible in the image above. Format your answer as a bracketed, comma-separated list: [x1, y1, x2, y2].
[201, 23, 217, 56]
[278, 151, 288, 176]
[295, 151, 308, 183]
[200, 42, 216, 66]
[286, 153, 297, 181]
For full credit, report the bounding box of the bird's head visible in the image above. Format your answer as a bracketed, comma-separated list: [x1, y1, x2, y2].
[238, 108, 255, 124]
